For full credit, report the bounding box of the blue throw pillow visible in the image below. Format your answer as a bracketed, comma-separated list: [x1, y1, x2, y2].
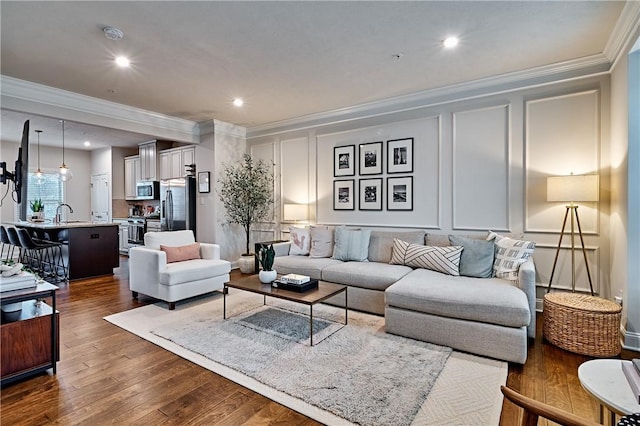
[332, 227, 371, 262]
[448, 235, 494, 278]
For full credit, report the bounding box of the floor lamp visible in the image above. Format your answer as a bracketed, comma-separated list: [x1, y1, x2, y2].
[546, 174, 598, 295]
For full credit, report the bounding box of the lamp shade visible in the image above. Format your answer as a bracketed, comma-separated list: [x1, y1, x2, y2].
[547, 174, 599, 202]
[284, 204, 308, 221]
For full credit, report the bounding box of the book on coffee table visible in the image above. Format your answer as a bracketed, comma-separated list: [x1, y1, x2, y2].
[622, 361, 640, 403]
[280, 274, 310, 284]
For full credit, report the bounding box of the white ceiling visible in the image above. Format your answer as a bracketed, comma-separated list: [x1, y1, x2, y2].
[0, 1, 631, 149]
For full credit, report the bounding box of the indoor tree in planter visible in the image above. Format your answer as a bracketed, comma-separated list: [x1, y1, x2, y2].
[218, 153, 274, 273]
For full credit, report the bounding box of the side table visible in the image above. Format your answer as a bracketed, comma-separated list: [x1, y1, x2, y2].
[1, 282, 59, 385]
[543, 292, 622, 357]
[578, 359, 640, 425]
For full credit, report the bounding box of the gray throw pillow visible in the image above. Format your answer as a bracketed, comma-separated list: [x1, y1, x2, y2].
[448, 235, 494, 278]
[332, 227, 371, 262]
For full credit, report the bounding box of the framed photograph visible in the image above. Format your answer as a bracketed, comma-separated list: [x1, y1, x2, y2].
[387, 176, 413, 211]
[359, 178, 383, 210]
[334, 145, 356, 177]
[359, 141, 383, 175]
[333, 179, 355, 210]
[198, 171, 210, 193]
[387, 138, 414, 174]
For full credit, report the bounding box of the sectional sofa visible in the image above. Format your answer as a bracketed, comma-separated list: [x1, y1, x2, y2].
[271, 227, 535, 364]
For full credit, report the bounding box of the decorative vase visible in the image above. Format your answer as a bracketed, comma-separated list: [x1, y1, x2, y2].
[259, 269, 277, 284]
[237, 255, 255, 274]
[31, 211, 44, 221]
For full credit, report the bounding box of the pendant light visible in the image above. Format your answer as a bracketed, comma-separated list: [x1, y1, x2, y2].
[59, 120, 72, 181]
[35, 130, 43, 184]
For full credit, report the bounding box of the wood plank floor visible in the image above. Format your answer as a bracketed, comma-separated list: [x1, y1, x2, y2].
[1, 256, 637, 425]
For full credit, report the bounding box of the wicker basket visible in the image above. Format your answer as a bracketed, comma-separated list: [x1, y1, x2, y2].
[543, 292, 622, 357]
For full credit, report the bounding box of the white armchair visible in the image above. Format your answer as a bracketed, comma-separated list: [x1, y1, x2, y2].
[129, 230, 231, 310]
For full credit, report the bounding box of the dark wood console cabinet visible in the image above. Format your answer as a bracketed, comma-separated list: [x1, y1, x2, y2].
[1, 282, 59, 386]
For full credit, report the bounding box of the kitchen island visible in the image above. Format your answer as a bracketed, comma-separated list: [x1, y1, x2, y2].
[11, 221, 119, 281]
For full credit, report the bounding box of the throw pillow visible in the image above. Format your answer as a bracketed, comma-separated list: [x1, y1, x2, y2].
[160, 243, 201, 263]
[449, 235, 494, 278]
[368, 230, 426, 263]
[332, 227, 371, 262]
[487, 231, 536, 280]
[289, 226, 311, 256]
[390, 239, 463, 276]
[309, 226, 334, 258]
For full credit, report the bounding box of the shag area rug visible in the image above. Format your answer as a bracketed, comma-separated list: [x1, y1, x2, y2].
[105, 290, 507, 425]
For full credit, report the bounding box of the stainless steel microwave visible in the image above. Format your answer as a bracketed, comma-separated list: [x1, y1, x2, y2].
[135, 181, 160, 200]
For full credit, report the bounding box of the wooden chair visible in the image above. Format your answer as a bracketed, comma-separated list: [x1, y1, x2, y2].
[501, 385, 601, 426]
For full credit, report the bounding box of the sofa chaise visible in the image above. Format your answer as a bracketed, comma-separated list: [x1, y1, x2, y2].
[271, 228, 535, 363]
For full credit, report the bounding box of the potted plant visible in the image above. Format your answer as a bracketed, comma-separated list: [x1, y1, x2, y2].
[29, 198, 44, 220]
[218, 153, 274, 273]
[258, 244, 277, 283]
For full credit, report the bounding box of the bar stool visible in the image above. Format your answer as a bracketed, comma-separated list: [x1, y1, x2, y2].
[0, 225, 16, 262]
[5, 227, 25, 264]
[16, 228, 67, 282]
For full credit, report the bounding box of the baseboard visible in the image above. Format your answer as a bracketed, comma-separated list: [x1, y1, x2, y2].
[622, 324, 640, 352]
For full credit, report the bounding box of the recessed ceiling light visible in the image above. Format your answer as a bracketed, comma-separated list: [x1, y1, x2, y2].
[443, 36, 459, 49]
[84, 141, 91, 147]
[233, 98, 244, 107]
[115, 56, 130, 67]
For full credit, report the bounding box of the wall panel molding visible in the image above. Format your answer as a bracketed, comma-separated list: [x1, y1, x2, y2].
[524, 89, 601, 234]
[452, 104, 510, 231]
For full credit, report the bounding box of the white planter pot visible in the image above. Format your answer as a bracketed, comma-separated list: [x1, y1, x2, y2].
[237, 255, 255, 274]
[259, 269, 277, 284]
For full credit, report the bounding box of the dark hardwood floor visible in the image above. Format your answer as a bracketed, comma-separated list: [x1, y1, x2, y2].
[1, 256, 637, 425]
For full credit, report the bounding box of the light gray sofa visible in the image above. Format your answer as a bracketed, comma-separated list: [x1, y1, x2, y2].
[272, 229, 534, 364]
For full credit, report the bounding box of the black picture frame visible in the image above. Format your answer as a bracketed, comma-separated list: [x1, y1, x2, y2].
[359, 178, 383, 211]
[359, 141, 383, 175]
[198, 171, 210, 193]
[387, 138, 414, 174]
[333, 179, 355, 210]
[334, 145, 356, 177]
[387, 176, 413, 211]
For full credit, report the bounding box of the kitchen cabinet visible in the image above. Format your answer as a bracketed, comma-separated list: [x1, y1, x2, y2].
[124, 155, 140, 200]
[159, 146, 196, 179]
[113, 219, 129, 254]
[139, 141, 173, 181]
[1, 283, 59, 386]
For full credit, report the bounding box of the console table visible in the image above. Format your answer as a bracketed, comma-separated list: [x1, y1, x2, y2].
[0, 282, 59, 385]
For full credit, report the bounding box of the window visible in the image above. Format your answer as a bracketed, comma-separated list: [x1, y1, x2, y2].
[22, 172, 64, 219]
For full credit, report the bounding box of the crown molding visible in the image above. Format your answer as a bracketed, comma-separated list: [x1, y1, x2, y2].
[0, 75, 200, 143]
[246, 54, 611, 139]
[604, 1, 640, 63]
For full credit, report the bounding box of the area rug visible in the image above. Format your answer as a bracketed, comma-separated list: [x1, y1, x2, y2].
[104, 290, 507, 425]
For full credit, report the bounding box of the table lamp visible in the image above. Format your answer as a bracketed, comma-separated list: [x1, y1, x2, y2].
[283, 204, 308, 224]
[546, 173, 598, 294]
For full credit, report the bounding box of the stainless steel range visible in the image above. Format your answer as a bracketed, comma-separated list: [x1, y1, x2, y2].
[127, 217, 145, 247]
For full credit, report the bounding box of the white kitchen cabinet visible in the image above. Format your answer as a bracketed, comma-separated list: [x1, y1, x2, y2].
[124, 155, 140, 200]
[139, 141, 173, 181]
[159, 146, 196, 179]
[114, 220, 129, 254]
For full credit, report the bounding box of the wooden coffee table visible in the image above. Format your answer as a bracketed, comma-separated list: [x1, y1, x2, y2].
[223, 275, 347, 345]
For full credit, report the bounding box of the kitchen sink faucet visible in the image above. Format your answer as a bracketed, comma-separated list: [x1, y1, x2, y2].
[54, 203, 74, 224]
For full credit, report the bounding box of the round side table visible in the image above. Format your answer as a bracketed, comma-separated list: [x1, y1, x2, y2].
[578, 359, 640, 424]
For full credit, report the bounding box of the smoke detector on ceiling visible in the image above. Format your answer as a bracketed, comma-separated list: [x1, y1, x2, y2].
[103, 27, 124, 41]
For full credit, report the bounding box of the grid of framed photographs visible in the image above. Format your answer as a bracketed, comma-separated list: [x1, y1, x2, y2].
[333, 138, 414, 211]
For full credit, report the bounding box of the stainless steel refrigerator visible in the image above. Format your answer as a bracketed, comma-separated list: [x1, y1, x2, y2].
[160, 176, 196, 233]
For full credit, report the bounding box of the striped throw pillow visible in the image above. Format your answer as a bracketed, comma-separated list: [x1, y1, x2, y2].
[390, 239, 463, 276]
[487, 231, 535, 280]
